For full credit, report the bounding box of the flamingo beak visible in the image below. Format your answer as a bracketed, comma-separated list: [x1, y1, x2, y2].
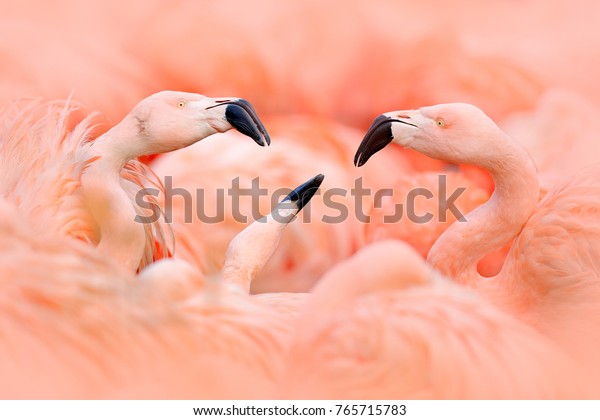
[208, 99, 271, 146]
[282, 174, 325, 212]
[354, 115, 417, 167]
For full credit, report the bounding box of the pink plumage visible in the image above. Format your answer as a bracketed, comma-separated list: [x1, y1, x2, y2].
[1, 0, 599, 400]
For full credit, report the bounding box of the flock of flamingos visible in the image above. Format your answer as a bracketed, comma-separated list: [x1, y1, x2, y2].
[1, 0, 600, 399]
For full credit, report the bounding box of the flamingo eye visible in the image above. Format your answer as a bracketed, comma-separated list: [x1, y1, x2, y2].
[177, 101, 186, 108]
[436, 118, 445, 128]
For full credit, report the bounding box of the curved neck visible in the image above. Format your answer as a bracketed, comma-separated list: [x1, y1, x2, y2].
[79, 118, 147, 271]
[221, 209, 294, 292]
[427, 137, 539, 287]
[91, 116, 147, 166]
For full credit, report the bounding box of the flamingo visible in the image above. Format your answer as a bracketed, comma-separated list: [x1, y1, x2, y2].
[0, 174, 323, 398]
[221, 174, 324, 321]
[140, 174, 324, 312]
[0, 92, 270, 272]
[355, 102, 600, 390]
[282, 240, 585, 399]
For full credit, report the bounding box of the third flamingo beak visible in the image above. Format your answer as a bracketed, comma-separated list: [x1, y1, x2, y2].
[282, 174, 325, 212]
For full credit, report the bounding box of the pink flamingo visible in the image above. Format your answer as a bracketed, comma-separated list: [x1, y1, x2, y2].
[0, 92, 270, 272]
[220, 174, 324, 321]
[355, 102, 600, 389]
[282, 241, 585, 398]
[140, 174, 324, 310]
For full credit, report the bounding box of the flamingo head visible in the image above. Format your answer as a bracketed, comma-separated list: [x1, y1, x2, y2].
[354, 103, 509, 168]
[127, 91, 270, 156]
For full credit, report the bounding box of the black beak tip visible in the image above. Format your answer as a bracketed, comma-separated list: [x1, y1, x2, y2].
[225, 100, 270, 147]
[283, 174, 325, 211]
[353, 152, 367, 168]
[354, 115, 395, 168]
[263, 132, 271, 146]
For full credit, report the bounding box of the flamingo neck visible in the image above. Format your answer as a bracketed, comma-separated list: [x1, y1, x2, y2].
[79, 117, 147, 271]
[221, 209, 294, 292]
[90, 116, 147, 167]
[427, 136, 539, 288]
